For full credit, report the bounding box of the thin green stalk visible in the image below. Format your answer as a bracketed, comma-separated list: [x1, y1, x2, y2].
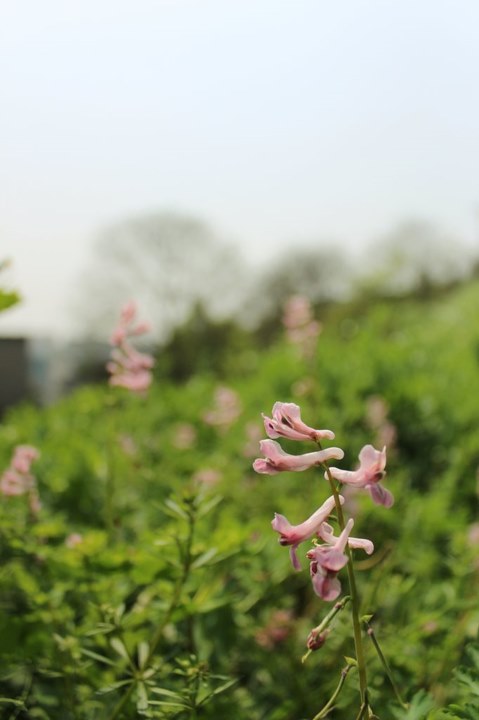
[354, 700, 369, 720]
[104, 395, 118, 539]
[302, 595, 351, 663]
[320, 456, 369, 709]
[364, 621, 408, 710]
[311, 663, 354, 720]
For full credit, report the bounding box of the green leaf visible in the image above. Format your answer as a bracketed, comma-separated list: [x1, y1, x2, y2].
[191, 547, 218, 569]
[80, 648, 116, 667]
[110, 637, 130, 662]
[0, 289, 21, 313]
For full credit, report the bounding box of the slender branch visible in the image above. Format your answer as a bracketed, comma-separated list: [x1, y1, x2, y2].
[311, 663, 354, 720]
[364, 620, 408, 710]
[354, 700, 369, 720]
[302, 595, 351, 663]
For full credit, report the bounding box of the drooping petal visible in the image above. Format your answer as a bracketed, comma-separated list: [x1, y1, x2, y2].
[289, 546, 302, 571]
[311, 568, 342, 601]
[327, 445, 391, 508]
[368, 482, 394, 508]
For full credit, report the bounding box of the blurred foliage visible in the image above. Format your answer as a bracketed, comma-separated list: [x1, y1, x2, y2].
[2, 275, 479, 717]
[0, 259, 21, 314]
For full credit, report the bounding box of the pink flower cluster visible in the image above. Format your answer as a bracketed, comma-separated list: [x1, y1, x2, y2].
[203, 386, 242, 429]
[253, 402, 393, 600]
[1, 445, 41, 514]
[107, 301, 155, 394]
[282, 295, 322, 358]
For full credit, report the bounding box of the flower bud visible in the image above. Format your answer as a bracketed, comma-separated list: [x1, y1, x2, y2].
[306, 628, 329, 651]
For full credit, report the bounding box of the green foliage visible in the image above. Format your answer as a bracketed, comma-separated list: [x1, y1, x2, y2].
[2, 278, 479, 717]
[0, 288, 21, 313]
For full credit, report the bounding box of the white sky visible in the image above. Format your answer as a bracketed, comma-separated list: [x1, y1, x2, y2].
[1, 0, 479, 338]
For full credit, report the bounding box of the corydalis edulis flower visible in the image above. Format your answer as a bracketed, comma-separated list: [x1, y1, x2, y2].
[253, 439, 344, 475]
[0, 445, 40, 497]
[263, 402, 335, 442]
[307, 519, 374, 601]
[271, 495, 343, 570]
[107, 301, 155, 394]
[328, 444, 393, 508]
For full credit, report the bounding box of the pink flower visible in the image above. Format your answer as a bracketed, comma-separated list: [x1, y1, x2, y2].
[262, 402, 335, 442]
[107, 303, 154, 394]
[0, 445, 40, 510]
[172, 423, 197, 450]
[307, 519, 373, 600]
[272, 494, 343, 569]
[65, 533, 83, 548]
[11, 445, 40, 474]
[203, 386, 242, 428]
[328, 444, 393, 508]
[253, 439, 344, 475]
[317, 521, 374, 557]
[0, 469, 31, 496]
[282, 295, 322, 357]
[110, 300, 151, 346]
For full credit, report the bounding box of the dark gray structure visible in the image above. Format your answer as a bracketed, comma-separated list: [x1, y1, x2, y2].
[0, 338, 30, 414]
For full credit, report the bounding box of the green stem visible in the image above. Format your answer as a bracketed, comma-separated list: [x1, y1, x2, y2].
[321, 459, 369, 708]
[302, 595, 351, 663]
[364, 621, 408, 709]
[311, 663, 353, 720]
[105, 395, 118, 539]
[354, 700, 369, 720]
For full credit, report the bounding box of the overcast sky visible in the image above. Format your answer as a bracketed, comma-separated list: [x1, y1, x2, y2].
[1, 0, 479, 337]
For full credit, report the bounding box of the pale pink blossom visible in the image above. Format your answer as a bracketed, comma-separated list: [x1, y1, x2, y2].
[0, 445, 40, 511]
[262, 402, 335, 442]
[110, 300, 151, 346]
[317, 521, 374, 557]
[107, 303, 154, 394]
[11, 445, 40, 474]
[255, 609, 294, 649]
[242, 422, 263, 458]
[282, 295, 322, 357]
[203, 386, 242, 428]
[65, 533, 84, 548]
[193, 468, 222, 487]
[271, 495, 343, 569]
[253, 439, 344, 475]
[307, 518, 373, 601]
[0, 469, 32, 496]
[328, 444, 393, 508]
[172, 423, 197, 450]
[365, 396, 397, 450]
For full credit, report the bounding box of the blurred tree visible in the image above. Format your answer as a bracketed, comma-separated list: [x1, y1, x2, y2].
[156, 302, 254, 382]
[241, 245, 351, 338]
[75, 211, 251, 341]
[358, 220, 474, 298]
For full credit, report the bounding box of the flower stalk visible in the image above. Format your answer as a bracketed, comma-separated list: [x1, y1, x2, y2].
[363, 619, 408, 710]
[311, 662, 355, 720]
[322, 457, 369, 709]
[302, 595, 351, 663]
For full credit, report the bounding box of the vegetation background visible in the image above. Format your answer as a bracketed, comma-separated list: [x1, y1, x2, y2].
[1, 246, 479, 719]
